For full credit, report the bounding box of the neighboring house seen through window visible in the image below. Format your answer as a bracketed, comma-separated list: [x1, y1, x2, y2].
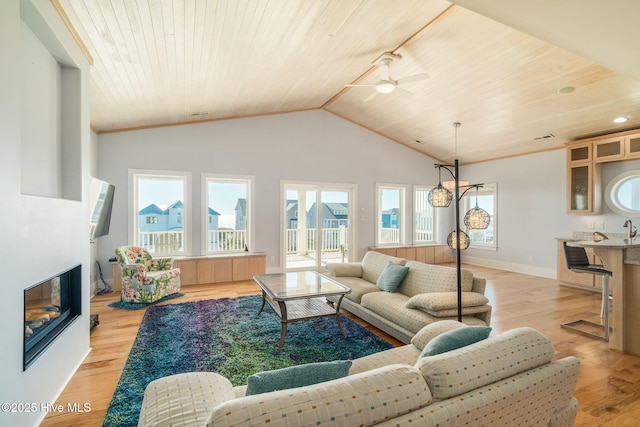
[376, 184, 405, 246]
[202, 174, 253, 254]
[131, 170, 191, 256]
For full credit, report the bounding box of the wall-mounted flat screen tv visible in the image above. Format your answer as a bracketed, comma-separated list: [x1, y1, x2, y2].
[89, 177, 115, 240]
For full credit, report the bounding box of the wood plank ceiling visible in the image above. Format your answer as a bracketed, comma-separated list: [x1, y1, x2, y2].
[56, 0, 640, 164]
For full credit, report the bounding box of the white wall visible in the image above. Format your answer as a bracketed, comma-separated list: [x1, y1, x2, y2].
[0, 1, 92, 425]
[96, 110, 443, 273]
[460, 150, 640, 277]
[97, 113, 640, 282]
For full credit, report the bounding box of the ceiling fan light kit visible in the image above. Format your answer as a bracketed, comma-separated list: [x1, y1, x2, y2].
[347, 51, 429, 100]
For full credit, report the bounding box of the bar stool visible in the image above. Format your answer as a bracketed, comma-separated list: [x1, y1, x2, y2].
[561, 242, 612, 341]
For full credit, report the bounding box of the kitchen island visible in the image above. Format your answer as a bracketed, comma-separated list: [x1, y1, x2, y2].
[567, 238, 640, 355]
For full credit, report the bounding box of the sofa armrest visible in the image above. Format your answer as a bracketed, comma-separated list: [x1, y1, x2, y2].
[139, 372, 235, 427]
[325, 262, 363, 277]
[148, 257, 175, 271]
[471, 277, 486, 294]
[120, 263, 147, 274]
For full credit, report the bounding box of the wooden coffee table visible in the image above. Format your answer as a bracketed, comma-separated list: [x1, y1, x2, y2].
[253, 271, 351, 349]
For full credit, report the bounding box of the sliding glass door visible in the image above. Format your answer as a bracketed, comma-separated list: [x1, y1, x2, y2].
[283, 183, 354, 271]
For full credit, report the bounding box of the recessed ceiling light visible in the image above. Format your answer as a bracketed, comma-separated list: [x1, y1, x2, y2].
[557, 86, 575, 94]
[613, 116, 628, 123]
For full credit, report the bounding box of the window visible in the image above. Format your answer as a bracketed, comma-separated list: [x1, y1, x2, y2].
[202, 174, 254, 253]
[605, 170, 640, 217]
[130, 170, 191, 256]
[414, 186, 437, 243]
[376, 184, 405, 246]
[461, 182, 497, 249]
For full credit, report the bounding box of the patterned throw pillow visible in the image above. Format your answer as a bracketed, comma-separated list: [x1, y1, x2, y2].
[420, 326, 492, 357]
[245, 360, 352, 396]
[376, 261, 410, 292]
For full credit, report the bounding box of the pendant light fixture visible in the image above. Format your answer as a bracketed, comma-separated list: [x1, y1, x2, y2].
[464, 186, 491, 230]
[428, 167, 453, 207]
[447, 230, 470, 250]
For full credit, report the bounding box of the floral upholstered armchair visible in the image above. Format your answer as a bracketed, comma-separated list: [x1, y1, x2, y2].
[114, 246, 181, 303]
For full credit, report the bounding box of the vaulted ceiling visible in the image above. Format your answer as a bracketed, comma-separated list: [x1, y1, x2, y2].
[55, 0, 640, 164]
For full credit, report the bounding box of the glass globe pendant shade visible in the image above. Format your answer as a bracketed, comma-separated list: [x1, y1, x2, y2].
[447, 230, 470, 250]
[464, 204, 491, 229]
[428, 184, 453, 207]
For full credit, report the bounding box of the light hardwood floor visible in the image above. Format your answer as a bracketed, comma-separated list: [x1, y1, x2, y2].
[42, 264, 640, 426]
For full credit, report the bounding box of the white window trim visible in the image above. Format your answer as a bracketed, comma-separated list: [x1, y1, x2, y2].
[461, 182, 497, 251]
[129, 169, 192, 256]
[280, 180, 357, 271]
[375, 183, 407, 246]
[201, 173, 255, 254]
[413, 184, 438, 244]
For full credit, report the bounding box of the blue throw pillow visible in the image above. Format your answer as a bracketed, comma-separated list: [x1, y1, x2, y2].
[420, 326, 492, 357]
[245, 360, 352, 396]
[376, 262, 409, 292]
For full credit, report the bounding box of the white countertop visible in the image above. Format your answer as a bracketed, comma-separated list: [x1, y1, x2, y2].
[566, 238, 640, 248]
[566, 239, 640, 265]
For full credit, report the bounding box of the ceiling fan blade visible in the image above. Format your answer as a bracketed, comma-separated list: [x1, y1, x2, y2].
[397, 73, 430, 86]
[345, 84, 376, 88]
[395, 86, 413, 98]
[363, 91, 378, 102]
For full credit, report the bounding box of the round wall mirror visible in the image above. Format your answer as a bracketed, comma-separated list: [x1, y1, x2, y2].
[604, 170, 640, 217]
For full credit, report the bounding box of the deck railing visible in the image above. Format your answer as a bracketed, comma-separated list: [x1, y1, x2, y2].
[137, 231, 184, 255]
[285, 227, 348, 254]
[205, 229, 247, 252]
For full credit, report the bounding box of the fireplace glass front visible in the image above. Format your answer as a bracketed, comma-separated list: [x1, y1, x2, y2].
[24, 264, 81, 370]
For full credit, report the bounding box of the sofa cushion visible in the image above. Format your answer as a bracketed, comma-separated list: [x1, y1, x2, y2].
[398, 261, 474, 296]
[245, 360, 352, 396]
[410, 320, 467, 350]
[206, 364, 432, 427]
[138, 372, 235, 427]
[417, 304, 492, 318]
[415, 327, 555, 400]
[376, 261, 410, 292]
[361, 291, 435, 335]
[361, 251, 407, 284]
[406, 292, 489, 311]
[420, 326, 492, 357]
[332, 277, 381, 304]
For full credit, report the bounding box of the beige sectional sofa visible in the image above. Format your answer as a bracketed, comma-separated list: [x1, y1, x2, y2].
[138, 323, 580, 427]
[325, 250, 492, 343]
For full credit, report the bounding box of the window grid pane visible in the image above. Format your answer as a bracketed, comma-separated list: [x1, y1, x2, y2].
[414, 188, 434, 243]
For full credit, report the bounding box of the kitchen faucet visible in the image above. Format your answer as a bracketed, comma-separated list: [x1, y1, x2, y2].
[623, 219, 637, 239]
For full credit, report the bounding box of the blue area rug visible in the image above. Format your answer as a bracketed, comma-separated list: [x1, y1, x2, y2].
[107, 292, 184, 310]
[102, 294, 393, 426]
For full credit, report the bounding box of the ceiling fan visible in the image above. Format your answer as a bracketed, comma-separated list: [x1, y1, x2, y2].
[346, 52, 430, 102]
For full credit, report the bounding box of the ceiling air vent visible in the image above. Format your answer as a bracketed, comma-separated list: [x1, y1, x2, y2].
[190, 111, 210, 117]
[533, 133, 555, 141]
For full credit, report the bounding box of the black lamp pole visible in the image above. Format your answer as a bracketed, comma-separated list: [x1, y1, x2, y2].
[454, 159, 462, 322]
[431, 160, 483, 323]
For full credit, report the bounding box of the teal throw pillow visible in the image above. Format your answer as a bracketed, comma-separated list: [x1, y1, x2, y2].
[245, 360, 352, 396]
[420, 326, 492, 357]
[376, 262, 409, 292]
